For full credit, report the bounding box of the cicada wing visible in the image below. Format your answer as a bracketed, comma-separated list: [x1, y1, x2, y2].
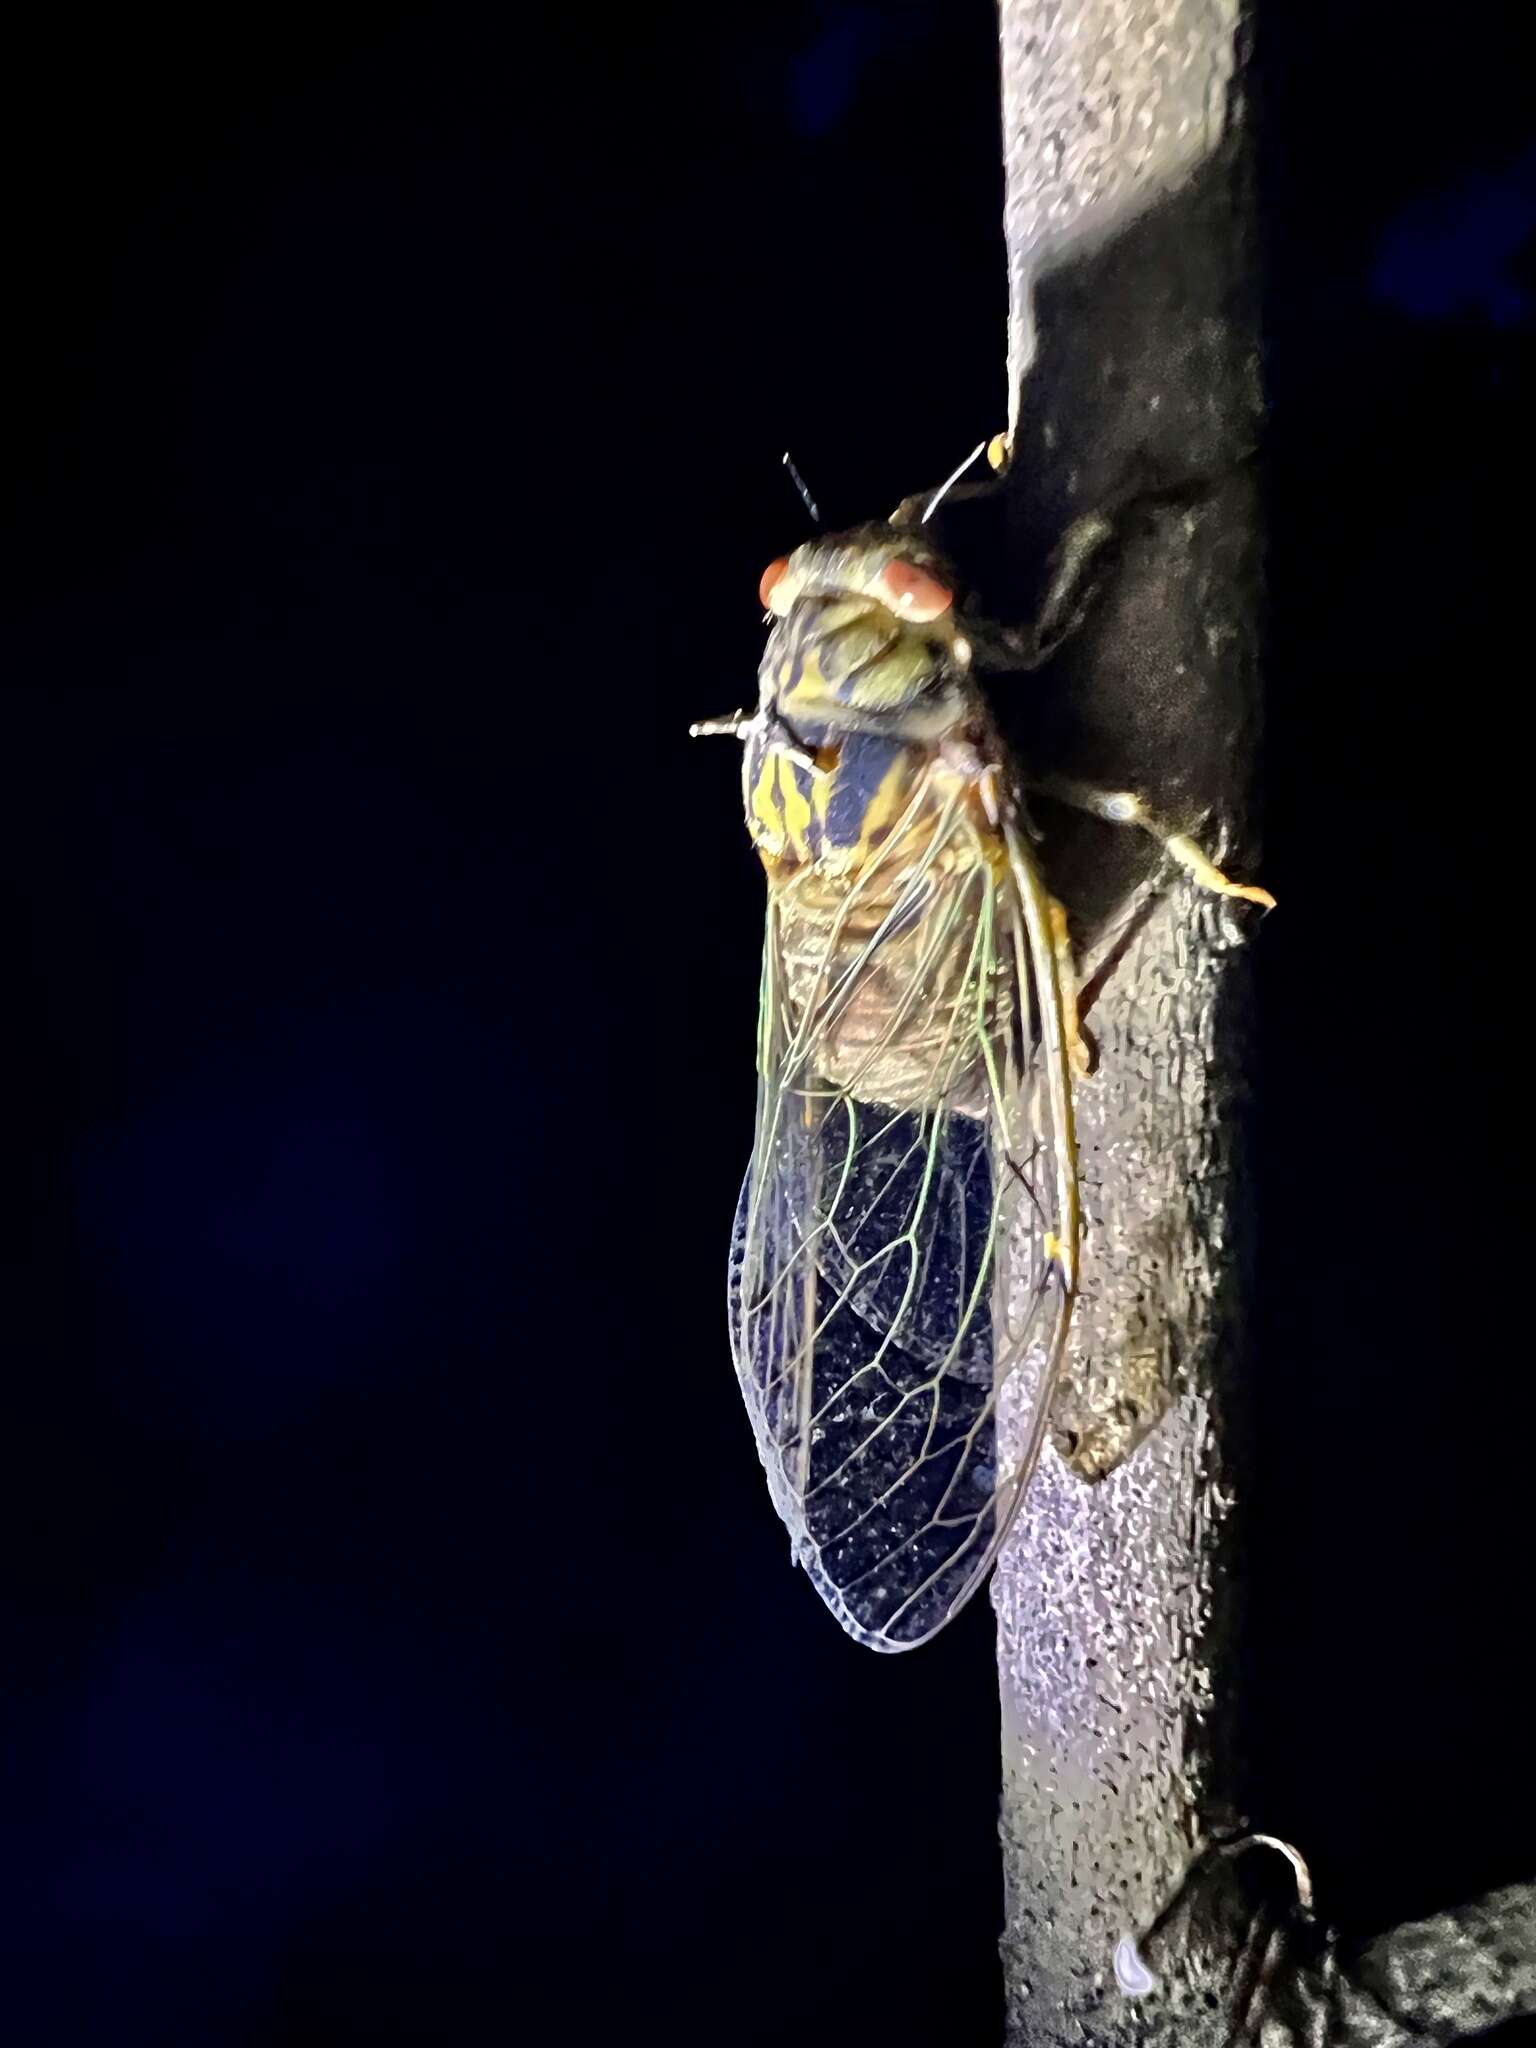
[729, 784, 1078, 1651]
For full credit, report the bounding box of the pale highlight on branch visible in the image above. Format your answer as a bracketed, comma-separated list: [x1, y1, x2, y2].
[1000, 0, 1239, 434]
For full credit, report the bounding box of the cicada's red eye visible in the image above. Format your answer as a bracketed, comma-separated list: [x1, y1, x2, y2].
[759, 557, 790, 611]
[879, 559, 953, 622]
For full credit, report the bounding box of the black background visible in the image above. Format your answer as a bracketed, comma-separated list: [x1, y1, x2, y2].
[6, 5, 1534, 2044]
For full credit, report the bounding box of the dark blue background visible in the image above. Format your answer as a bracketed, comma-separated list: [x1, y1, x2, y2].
[7, 5, 1533, 2043]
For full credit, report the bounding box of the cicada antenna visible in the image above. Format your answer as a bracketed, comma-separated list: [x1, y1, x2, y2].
[781, 451, 821, 525]
[890, 432, 1009, 528]
[921, 440, 988, 523]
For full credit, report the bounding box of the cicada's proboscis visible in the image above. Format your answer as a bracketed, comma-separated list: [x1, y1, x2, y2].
[699, 521, 1080, 1650]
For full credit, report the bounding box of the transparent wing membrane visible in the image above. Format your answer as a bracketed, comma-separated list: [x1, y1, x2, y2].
[730, 776, 1075, 1649]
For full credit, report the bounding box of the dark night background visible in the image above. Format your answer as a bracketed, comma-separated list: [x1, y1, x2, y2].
[6, 5, 1533, 2043]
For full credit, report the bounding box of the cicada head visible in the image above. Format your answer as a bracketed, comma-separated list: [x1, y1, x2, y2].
[757, 525, 974, 740]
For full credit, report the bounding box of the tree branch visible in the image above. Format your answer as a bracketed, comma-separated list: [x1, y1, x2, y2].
[939, 2, 1536, 2041]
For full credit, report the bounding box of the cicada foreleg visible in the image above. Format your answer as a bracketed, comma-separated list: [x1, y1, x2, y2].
[961, 512, 1118, 674]
[958, 464, 1265, 675]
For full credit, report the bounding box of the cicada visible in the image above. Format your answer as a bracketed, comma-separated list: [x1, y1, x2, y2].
[695, 499, 1269, 1651]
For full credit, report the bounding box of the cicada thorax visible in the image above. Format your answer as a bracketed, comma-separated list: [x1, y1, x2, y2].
[744, 567, 1017, 1117]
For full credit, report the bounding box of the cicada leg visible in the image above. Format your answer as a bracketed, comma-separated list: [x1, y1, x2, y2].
[1046, 894, 1094, 1078]
[1028, 775, 1276, 910]
[689, 707, 831, 782]
[961, 513, 1118, 674]
[689, 707, 753, 739]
